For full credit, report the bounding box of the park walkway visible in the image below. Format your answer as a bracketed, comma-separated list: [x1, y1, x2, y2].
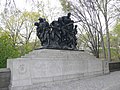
[30, 71, 120, 90]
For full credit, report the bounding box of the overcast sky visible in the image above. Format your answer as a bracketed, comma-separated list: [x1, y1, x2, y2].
[0, 0, 64, 22]
[0, 0, 118, 30]
[14, 0, 62, 11]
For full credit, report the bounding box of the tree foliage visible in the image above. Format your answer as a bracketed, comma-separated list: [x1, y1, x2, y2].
[109, 20, 120, 60]
[0, 1, 42, 68]
[59, 0, 71, 13]
[0, 31, 20, 68]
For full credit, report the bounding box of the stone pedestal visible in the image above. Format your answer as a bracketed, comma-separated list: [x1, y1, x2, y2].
[7, 49, 109, 90]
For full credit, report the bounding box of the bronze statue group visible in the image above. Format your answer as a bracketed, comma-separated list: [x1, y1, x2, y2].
[34, 13, 77, 50]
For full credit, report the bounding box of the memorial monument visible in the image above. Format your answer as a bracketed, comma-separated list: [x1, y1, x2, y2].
[34, 13, 77, 50]
[7, 13, 109, 90]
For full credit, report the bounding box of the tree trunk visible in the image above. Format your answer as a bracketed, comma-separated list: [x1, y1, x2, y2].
[105, 18, 111, 62]
[100, 33, 107, 60]
[104, 0, 111, 62]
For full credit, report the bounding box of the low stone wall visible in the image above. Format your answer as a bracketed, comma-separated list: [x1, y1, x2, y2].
[109, 61, 120, 72]
[0, 68, 11, 90]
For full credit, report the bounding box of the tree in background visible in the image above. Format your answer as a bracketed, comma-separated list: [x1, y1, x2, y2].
[59, 0, 120, 61]
[0, 0, 63, 68]
[109, 20, 120, 60]
[59, 0, 71, 13]
[18, 11, 41, 55]
[0, 31, 20, 68]
[1, 10, 41, 54]
[59, 0, 105, 58]
[0, 0, 42, 68]
[31, 0, 64, 22]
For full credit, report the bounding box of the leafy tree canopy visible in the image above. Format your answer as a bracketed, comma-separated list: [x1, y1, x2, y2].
[0, 31, 20, 68]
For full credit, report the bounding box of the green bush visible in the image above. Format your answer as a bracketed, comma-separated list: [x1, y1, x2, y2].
[0, 32, 20, 68]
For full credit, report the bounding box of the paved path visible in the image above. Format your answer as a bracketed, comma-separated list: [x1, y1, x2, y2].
[30, 71, 120, 90]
